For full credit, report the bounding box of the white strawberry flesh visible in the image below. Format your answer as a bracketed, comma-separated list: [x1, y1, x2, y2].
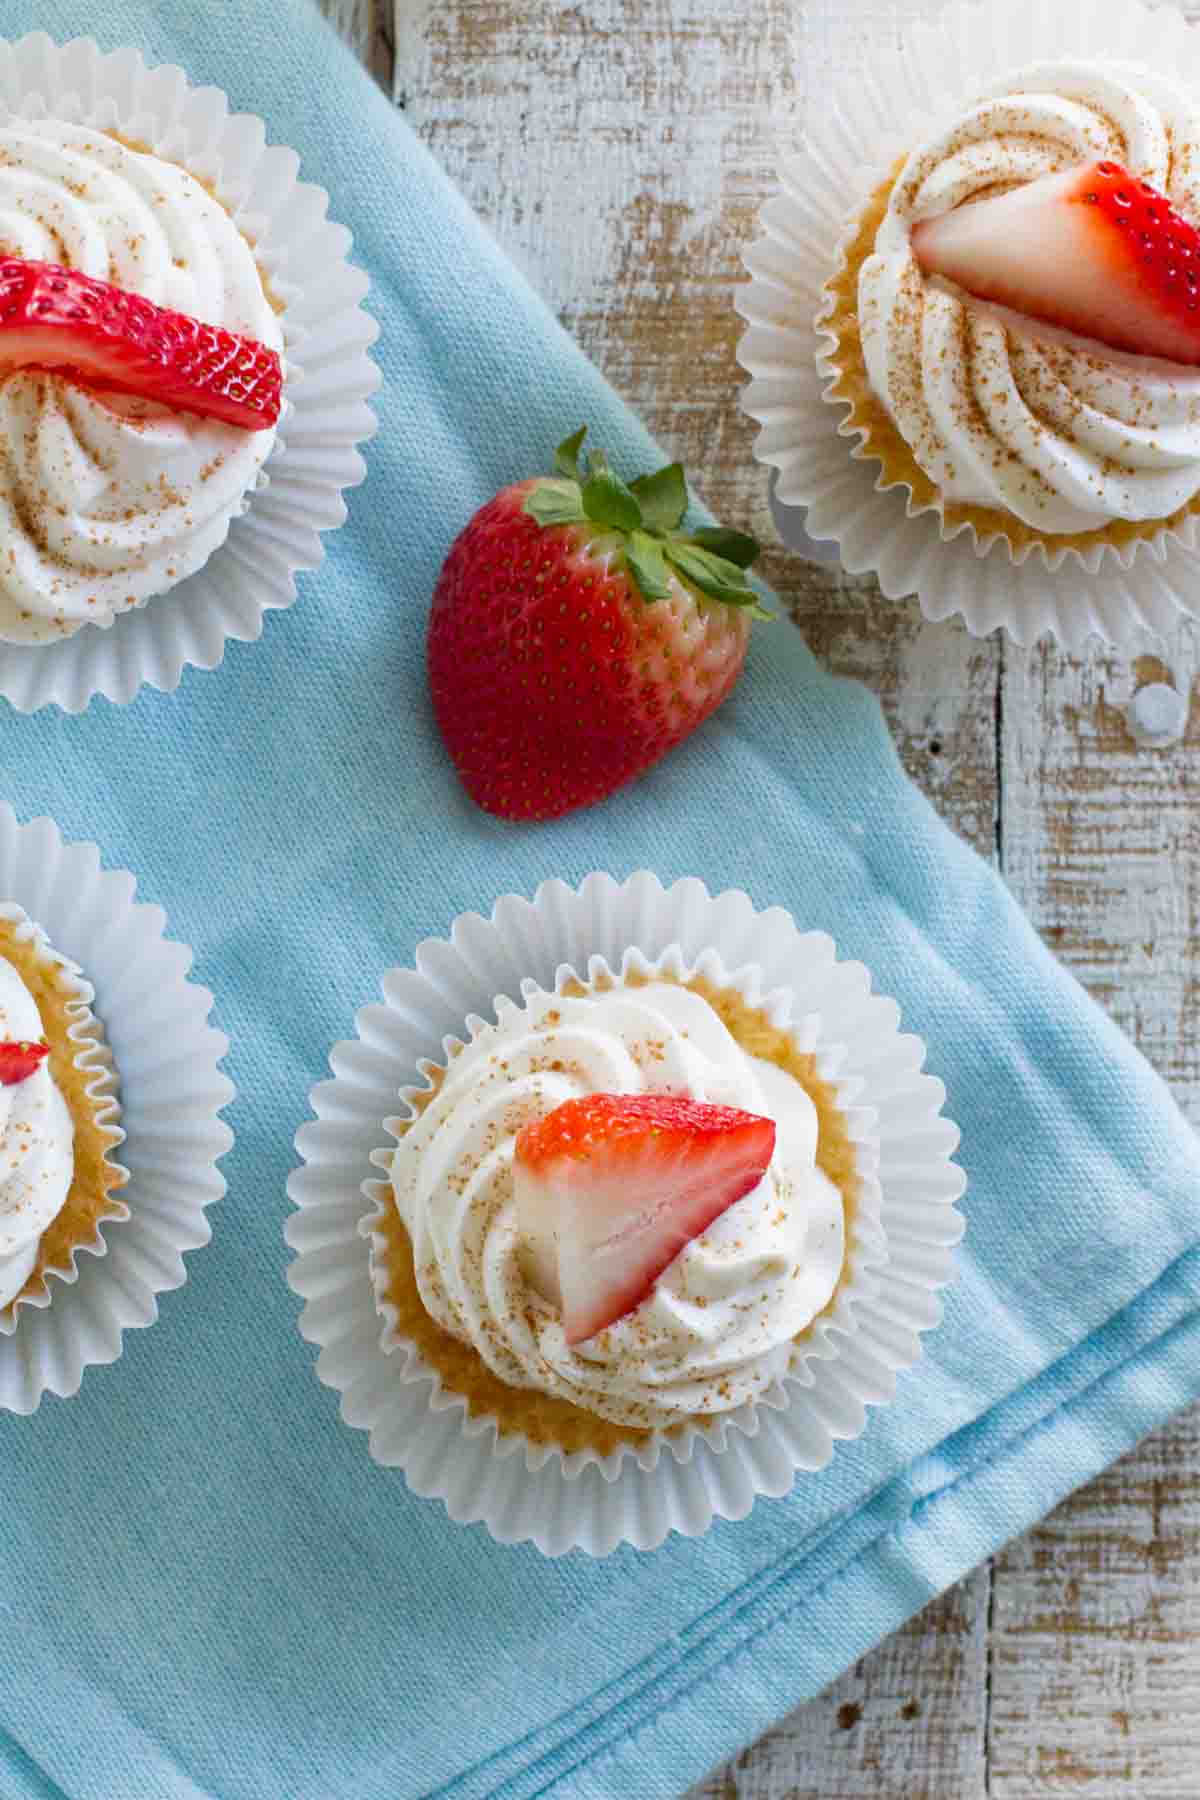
[911, 159, 1200, 366]
[514, 1092, 776, 1345]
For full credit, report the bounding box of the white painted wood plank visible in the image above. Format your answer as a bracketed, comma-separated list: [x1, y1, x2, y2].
[990, 1401, 1200, 1797]
[1001, 629, 1200, 1131]
[991, 28, 1200, 1780]
[995, 628, 1200, 1800]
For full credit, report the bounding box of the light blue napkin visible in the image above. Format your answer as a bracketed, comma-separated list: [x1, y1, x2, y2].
[2, 4, 1198, 1796]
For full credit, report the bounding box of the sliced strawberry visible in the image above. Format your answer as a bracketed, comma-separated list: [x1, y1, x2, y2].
[911, 160, 1200, 366]
[0, 1039, 49, 1085]
[514, 1092, 776, 1345]
[0, 259, 281, 429]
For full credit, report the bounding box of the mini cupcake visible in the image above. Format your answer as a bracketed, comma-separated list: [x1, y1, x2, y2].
[821, 62, 1200, 561]
[288, 873, 964, 1555]
[0, 903, 125, 1319]
[0, 119, 283, 647]
[367, 956, 857, 1457]
[0, 805, 233, 1414]
[0, 35, 378, 711]
[738, 0, 1200, 643]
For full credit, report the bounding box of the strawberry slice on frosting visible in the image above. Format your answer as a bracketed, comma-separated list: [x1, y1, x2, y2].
[514, 1092, 776, 1345]
[912, 159, 1200, 365]
[0, 258, 282, 430]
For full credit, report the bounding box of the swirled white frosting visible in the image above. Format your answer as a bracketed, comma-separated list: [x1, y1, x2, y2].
[0, 956, 73, 1309]
[858, 62, 1200, 533]
[0, 119, 282, 642]
[389, 981, 845, 1429]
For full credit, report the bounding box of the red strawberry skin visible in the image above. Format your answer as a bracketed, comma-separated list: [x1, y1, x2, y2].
[428, 483, 751, 821]
[0, 1039, 49, 1086]
[515, 1092, 776, 1345]
[912, 160, 1200, 366]
[0, 259, 282, 429]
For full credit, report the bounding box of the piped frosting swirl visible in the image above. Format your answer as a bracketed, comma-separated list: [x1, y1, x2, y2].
[858, 62, 1200, 533]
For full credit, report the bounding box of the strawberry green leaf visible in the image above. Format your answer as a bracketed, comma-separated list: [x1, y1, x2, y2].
[665, 541, 766, 610]
[581, 461, 643, 533]
[688, 525, 761, 569]
[524, 478, 586, 528]
[555, 426, 588, 480]
[625, 529, 673, 602]
[629, 462, 688, 532]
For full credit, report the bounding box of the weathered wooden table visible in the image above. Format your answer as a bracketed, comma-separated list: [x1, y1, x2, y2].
[328, 2, 1200, 1791]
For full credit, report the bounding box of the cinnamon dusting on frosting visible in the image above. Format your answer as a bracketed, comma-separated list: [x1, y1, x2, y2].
[374, 976, 858, 1452]
[826, 63, 1200, 548]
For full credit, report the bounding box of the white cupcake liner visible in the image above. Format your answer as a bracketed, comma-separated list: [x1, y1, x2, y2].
[287, 872, 965, 1556]
[737, 0, 1200, 647]
[0, 804, 233, 1412]
[0, 899, 126, 1319]
[0, 32, 379, 712]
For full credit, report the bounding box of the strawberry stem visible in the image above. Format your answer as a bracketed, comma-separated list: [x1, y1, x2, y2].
[523, 426, 771, 614]
[555, 425, 588, 479]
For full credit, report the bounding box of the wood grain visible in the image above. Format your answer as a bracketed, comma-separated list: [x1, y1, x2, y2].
[691, 1571, 991, 1800]
[990, 1405, 1200, 1796]
[337, 3, 1200, 1792]
[1003, 632, 1200, 1124]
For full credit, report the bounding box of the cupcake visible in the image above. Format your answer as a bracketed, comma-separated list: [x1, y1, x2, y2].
[367, 957, 856, 1456]
[0, 806, 233, 1414]
[821, 62, 1200, 560]
[0, 903, 125, 1318]
[738, 0, 1200, 643]
[0, 35, 378, 712]
[0, 119, 282, 646]
[288, 873, 964, 1555]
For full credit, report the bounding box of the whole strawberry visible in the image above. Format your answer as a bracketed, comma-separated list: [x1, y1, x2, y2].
[428, 427, 767, 821]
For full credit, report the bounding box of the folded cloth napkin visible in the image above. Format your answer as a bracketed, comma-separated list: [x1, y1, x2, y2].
[2, 3, 1199, 1796]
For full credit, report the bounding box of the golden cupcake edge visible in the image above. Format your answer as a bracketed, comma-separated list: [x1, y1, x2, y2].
[0, 913, 128, 1321]
[818, 164, 1200, 561]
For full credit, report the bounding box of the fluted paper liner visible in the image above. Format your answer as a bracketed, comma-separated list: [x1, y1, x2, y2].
[737, 0, 1200, 647]
[287, 872, 965, 1556]
[0, 806, 233, 1413]
[0, 32, 379, 712]
[0, 899, 126, 1324]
